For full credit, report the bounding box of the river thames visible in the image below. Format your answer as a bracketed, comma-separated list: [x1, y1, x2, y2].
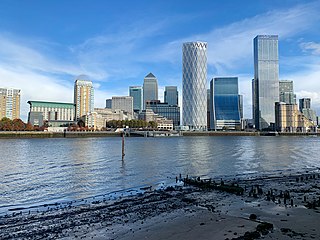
[0, 136, 319, 214]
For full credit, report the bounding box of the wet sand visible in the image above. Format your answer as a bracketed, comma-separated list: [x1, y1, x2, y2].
[1, 170, 320, 239]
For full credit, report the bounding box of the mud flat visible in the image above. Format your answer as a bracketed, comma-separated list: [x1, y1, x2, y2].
[1, 170, 320, 239]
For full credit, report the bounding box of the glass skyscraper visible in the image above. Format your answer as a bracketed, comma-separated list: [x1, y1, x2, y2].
[279, 80, 296, 104]
[210, 77, 241, 130]
[164, 86, 178, 106]
[129, 86, 143, 112]
[143, 73, 158, 109]
[182, 42, 207, 130]
[253, 35, 279, 130]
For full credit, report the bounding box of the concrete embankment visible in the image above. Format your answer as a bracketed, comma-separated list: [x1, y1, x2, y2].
[0, 131, 121, 139]
[181, 131, 260, 136]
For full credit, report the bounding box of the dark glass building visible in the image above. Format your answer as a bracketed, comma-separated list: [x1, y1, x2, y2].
[210, 77, 241, 130]
[164, 86, 178, 106]
[146, 100, 180, 127]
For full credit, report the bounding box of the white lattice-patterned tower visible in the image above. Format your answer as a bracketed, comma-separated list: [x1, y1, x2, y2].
[182, 42, 207, 130]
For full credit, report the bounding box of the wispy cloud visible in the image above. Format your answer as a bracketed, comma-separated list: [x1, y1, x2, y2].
[155, 1, 320, 74]
[300, 42, 320, 55]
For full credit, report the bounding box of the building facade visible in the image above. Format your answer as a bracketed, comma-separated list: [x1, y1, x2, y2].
[299, 98, 311, 112]
[210, 77, 241, 130]
[106, 99, 112, 108]
[0, 88, 21, 120]
[164, 86, 178, 106]
[275, 102, 316, 132]
[253, 35, 279, 130]
[74, 76, 94, 120]
[143, 73, 158, 109]
[112, 96, 133, 117]
[129, 86, 143, 112]
[145, 100, 180, 126]
[299, 98, 317, 125]
[182, 41, 207, 130]
[279, 80, 296, 104]
[27, 101, 75, 126]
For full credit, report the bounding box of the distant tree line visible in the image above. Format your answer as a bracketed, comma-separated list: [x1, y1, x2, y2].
[106, 119, 157, 129]
[0, 117, 34, 131]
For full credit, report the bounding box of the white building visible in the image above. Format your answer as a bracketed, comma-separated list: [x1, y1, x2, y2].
[182, 42, 208, 130]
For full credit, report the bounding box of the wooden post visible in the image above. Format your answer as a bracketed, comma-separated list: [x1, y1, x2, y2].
[122, 132, 125, 160]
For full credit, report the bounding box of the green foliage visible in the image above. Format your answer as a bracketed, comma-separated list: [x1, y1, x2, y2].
[106, 119, 155, 129]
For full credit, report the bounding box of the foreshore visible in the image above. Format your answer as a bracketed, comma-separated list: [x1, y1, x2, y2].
[0, 130, 319, 139]
[1, 170, 320, 239]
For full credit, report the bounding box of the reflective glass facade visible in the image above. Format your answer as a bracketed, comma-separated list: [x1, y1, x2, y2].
[253, 35, 279, 130]
[146, 100, 180, 126]
[164, 86, 178, 106]
[210, 77, 241, 130]
[279, 80, 296, 104]
[182, 42, 207, 130]
[129, 86, 143, 112]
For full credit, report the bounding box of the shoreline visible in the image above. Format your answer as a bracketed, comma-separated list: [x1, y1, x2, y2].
[0, 130, 318, 139]
[2, 170, 320, 239]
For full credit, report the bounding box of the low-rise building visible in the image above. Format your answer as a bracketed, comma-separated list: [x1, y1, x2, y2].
[27, 101, 75, 127]
[275, 102, 316, 132]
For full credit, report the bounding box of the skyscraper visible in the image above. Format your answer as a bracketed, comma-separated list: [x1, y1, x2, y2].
[279, 80, 296, 104]
[129, 86, 143, 112]
[253, 35, 279, 130]
[143, 73, 158, 109]
[105, 99, 112, 108]
[0, 88, 21, 120]
[164, 86, 178, 106]
[74, 76, 94, 121]
[210, 77, 241, 130]
[182, 41, 207, 130]
[299, 98, 311, 111]
[112, 96, 134, 117]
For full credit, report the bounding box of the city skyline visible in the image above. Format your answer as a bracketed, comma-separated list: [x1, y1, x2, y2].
[0, 1, 320, 121]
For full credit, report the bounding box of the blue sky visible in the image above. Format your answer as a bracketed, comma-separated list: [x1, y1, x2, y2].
[0, 0, 320, 121]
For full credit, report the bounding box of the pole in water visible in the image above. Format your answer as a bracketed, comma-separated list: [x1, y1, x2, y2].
[122, 132, 125, 160]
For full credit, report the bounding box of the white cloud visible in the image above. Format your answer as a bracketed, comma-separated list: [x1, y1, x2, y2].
[300, 42, 320, 55]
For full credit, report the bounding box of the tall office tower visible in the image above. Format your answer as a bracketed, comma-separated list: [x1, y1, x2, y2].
[143, 73, 158, 109]
[106, 99, 112, 109]
[74, 76, 94, 120]
[129, 86, 143, 112]
[299, 98, 317, 124]
[0, 88, 21, 120]
[279, 80, 296, 104]
[299, 98, 311, 112]
[210, 77, 241, 130]
[164, 86, 178, 106]
[112, 96, 133, 116]
[253, 35, 279, 130]
[207, 89, 211, 130]
[182, 41, 207, 130]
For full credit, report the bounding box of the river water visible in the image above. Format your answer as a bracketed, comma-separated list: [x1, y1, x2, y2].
[0, 136, 319, 213]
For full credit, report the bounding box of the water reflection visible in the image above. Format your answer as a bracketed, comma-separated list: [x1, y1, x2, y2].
[0, 136, 319, 211]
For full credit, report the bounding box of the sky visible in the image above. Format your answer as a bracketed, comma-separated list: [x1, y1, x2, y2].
[0, 0, 320, 121]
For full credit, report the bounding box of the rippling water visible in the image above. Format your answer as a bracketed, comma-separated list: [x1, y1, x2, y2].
[0, 136, 319, 213]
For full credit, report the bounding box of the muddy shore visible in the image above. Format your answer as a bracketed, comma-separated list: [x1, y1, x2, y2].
[1, 170, 320, 239]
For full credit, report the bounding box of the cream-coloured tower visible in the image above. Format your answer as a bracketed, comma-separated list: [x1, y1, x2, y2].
[74, 76, 94, 120]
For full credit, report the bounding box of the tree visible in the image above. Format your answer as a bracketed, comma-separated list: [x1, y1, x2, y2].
[0, 117, 13, 131]
[12, 119, 26, 131]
